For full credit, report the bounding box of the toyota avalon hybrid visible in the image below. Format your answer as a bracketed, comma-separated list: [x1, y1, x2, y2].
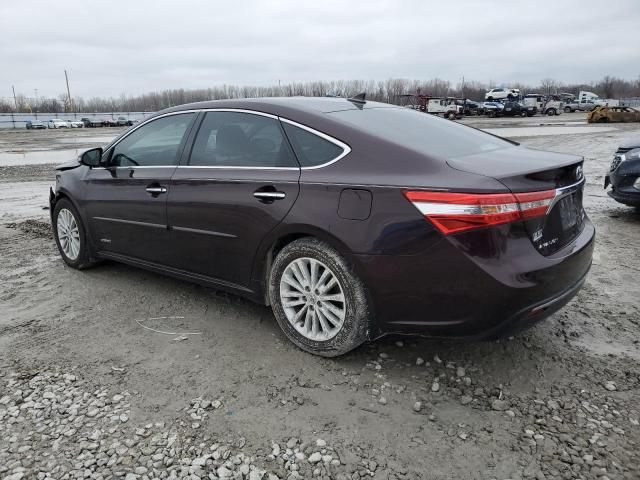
[50, 96, 594, 357]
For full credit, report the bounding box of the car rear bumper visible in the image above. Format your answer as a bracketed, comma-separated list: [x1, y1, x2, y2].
[356, 218, 595, 339]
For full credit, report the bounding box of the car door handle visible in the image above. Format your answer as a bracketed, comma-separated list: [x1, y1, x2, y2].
[146, 186, 167, 194]
[253, 191, 286, 200]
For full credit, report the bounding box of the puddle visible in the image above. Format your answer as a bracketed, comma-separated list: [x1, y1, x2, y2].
[0, 149, 81, 166]
[485, 126, 617, 138]
[0, 181, 52, 222]
[55, 135, 116, 145]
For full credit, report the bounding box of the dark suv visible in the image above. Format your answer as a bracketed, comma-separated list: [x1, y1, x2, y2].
[49, 97, 594, 357]
[502, 101, 537, 117]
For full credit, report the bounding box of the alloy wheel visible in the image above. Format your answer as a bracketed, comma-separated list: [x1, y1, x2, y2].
[57, 208, 81, 260]
[279, 257, 346, 341]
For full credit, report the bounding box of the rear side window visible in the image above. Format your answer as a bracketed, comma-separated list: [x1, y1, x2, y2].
[329, 107, 511, 159]
[189, 111, 297, 168]
[282, 123, 346, 167]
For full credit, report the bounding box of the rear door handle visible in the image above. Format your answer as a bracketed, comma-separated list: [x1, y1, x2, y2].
[253, 191, 286, 200]
[146, 186, 167, 195]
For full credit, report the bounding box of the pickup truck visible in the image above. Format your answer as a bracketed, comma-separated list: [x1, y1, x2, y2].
[564, 100, 598, 113]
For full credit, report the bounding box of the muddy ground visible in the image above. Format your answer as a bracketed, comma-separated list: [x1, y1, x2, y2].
[0, 116, 639, 480]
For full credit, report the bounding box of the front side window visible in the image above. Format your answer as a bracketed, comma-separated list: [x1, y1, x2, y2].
[281, 123, 346, 167]
[189, 111, 297, 168]
[109, 113, 196, 167]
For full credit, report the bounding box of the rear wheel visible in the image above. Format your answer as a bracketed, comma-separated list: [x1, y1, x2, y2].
[520, 111, 527, 117]
[547, 109, 556, 116]
[53, 198, 96, 270]
[447, 111, 456, 120]
[269, 238, 370, 357]
[564, 106, 572, 113]
[487, 110, 496, 118]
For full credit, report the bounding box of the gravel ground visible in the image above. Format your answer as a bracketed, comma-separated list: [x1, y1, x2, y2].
[1, 117, 639, 480]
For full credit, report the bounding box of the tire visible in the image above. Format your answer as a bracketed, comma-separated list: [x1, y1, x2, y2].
[547, 109, 556, 116]
[487, 110, 496, 118]
[447, 111, 456, 120]
[564, 107, 571, 113]
[269, 238, 370, 357]
[520, 111, 527, 117]
[52, 198, 96, 270]
[487, 96, 494, 101]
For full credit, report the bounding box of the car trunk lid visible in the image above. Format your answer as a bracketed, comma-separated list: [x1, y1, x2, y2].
[447, 147, 586, 255]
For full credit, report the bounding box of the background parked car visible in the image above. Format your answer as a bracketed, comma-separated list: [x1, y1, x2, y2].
[82, 117, 104, 128]
[485, 88, 520, 101]
[102, 118, 118, 127]
[502, 101, 537, 117]
[116, 116, 135, 126]
[588, 106, 640, 123]
[564, 99, 598, 112]
[47, 119, 69, 128]
[458, 99, 484, 115]
[69, 120, 84, 128]
[483, 101, 504, 117]
[25, 120, 46, 130]
[604, 137, 640, 207]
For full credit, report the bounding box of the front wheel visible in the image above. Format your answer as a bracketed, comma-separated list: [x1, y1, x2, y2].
[547, 109, 556, 116]
[269, 238, 370, 357]
[564, 107, 572, 113]
[53, 198, 96, 269]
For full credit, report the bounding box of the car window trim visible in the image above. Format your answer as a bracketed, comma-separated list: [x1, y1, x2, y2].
[279, 118, 351, 170]
[99, 111, 199, 169]
[98, 108, 351, 172]
[182, 109, 300, 170]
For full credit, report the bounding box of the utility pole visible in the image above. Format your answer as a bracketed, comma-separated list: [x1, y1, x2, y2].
[12, 85, 18, 111]
[64, 69, 72, 111]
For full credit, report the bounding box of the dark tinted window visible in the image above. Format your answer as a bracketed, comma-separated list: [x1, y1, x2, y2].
[329, 107, 511, 159]
[109, 113, 196, 167]
[282, 123, 345, 167]
[189, 112, 297, 168]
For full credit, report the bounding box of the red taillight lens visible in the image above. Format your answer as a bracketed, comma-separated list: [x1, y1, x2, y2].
[404, 189, 556, 235]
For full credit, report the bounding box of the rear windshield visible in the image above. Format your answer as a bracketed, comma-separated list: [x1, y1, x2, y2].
[329, 107, 511, 158]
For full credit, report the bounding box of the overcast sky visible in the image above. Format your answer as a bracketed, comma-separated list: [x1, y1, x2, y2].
[1, 0, 639, 100]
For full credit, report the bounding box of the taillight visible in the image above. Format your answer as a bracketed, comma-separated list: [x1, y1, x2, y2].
[404, 190, 556, 235]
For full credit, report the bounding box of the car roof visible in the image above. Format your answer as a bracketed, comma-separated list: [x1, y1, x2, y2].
[162, 97, 397, 117]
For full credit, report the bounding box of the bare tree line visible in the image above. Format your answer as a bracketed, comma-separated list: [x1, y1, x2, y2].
[2, 75, 640, 114]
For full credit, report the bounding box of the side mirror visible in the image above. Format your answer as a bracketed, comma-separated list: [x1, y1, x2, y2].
[80, 147, 103, 167]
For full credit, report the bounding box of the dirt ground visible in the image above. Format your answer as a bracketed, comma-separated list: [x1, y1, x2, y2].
[1, 115, 639, 480]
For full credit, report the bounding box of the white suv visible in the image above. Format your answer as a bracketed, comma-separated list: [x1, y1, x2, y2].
[485, 88, 520, 101]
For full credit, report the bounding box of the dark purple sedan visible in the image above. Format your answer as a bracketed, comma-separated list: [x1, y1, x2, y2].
[49, 96, 594, 356]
